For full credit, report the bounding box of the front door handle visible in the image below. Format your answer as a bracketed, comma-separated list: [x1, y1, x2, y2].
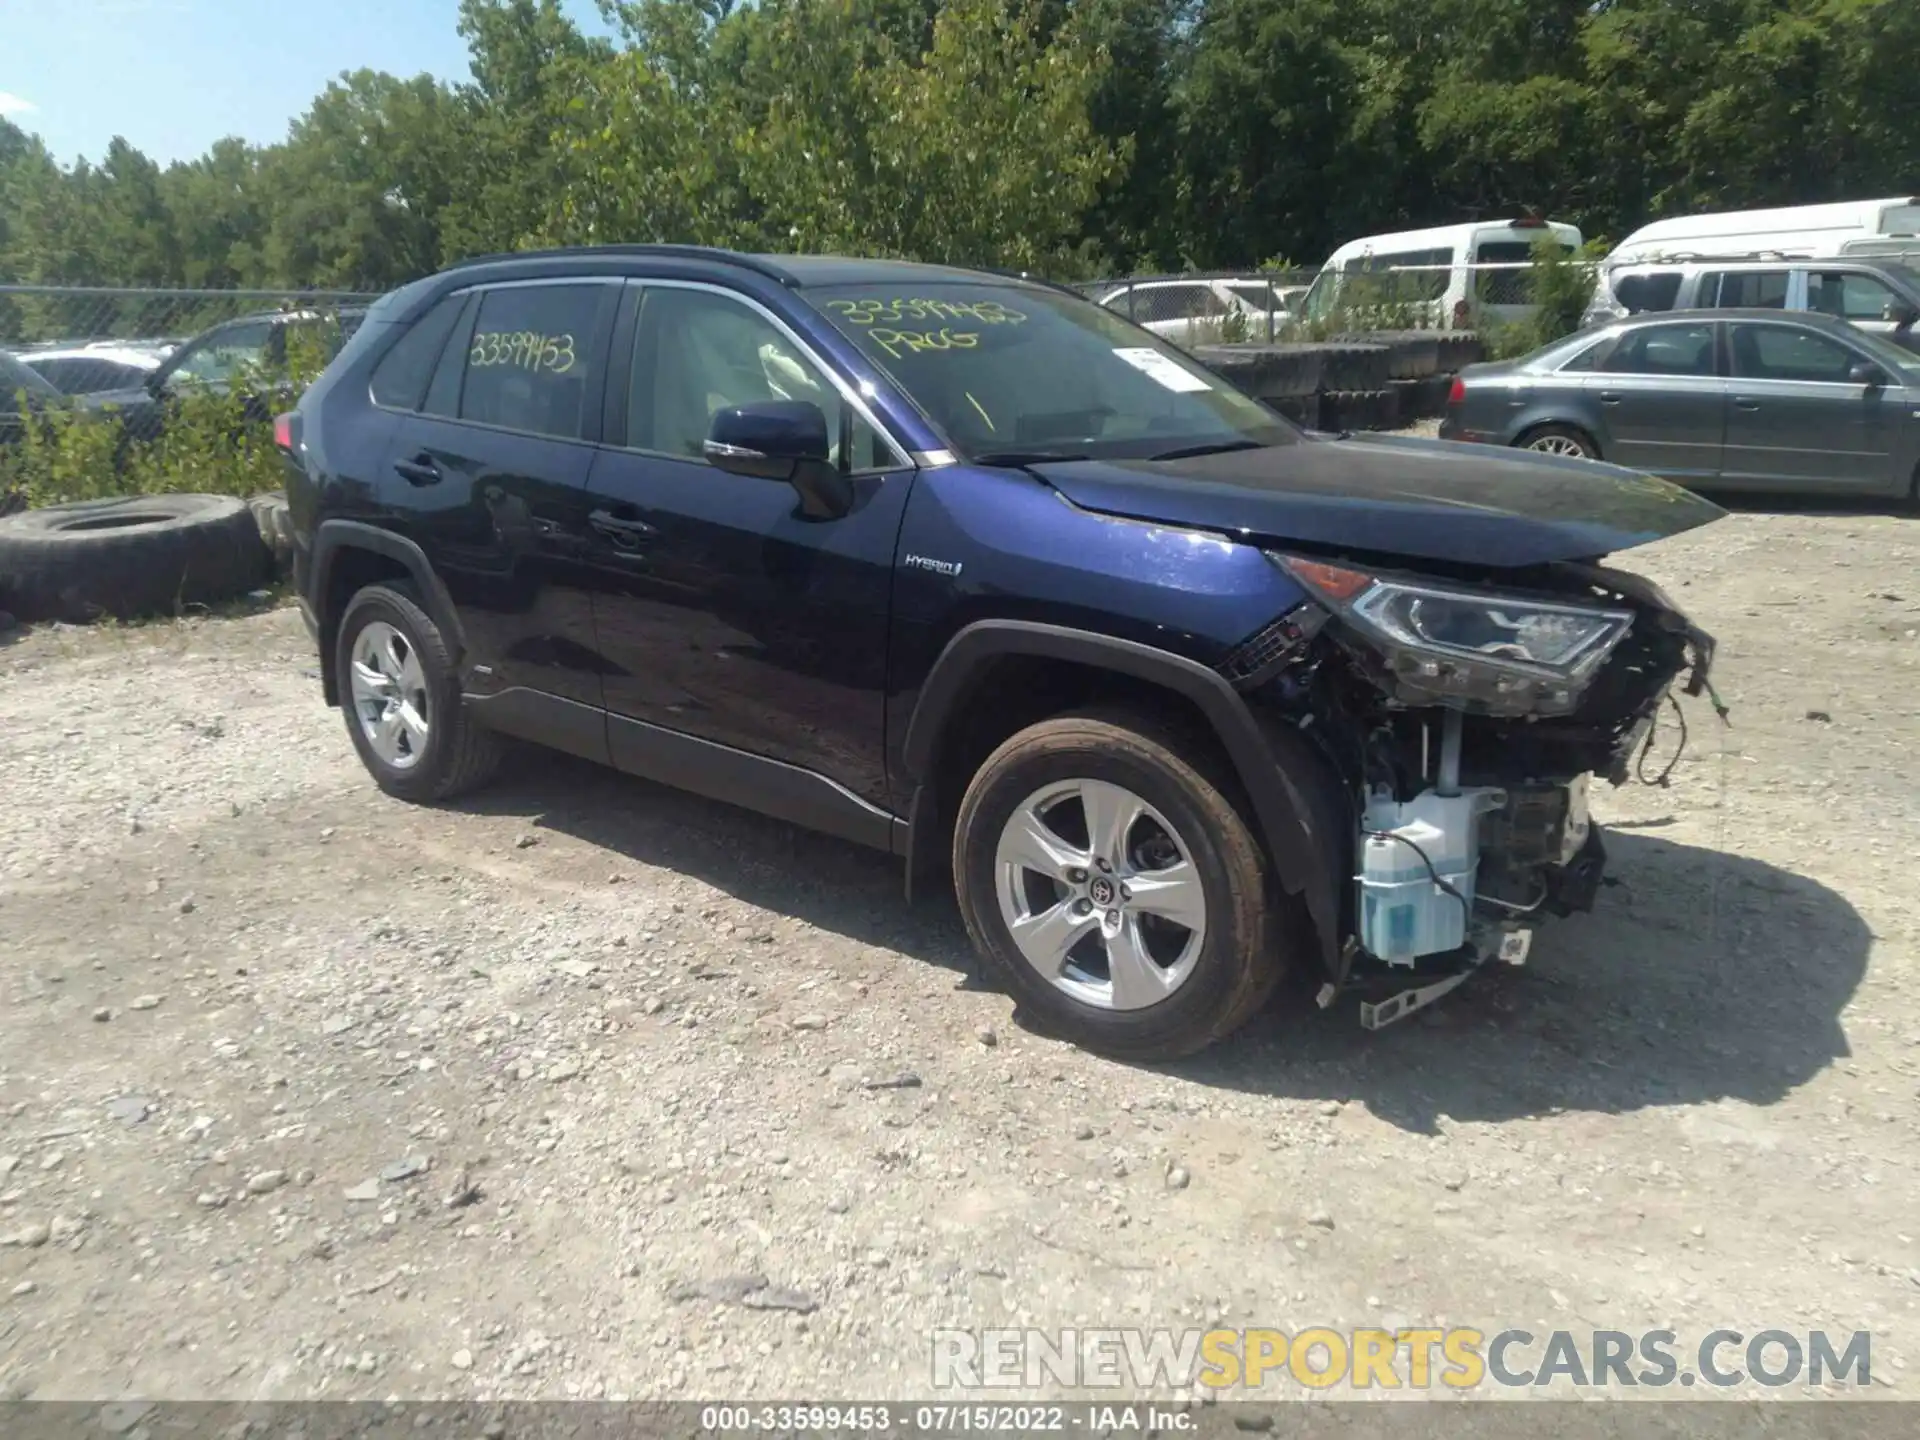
[589, 507, 657, 546]
[393, 453, 441, 486]
[1598, 391, 1623, 405]
[1733, 397, 1761, 411]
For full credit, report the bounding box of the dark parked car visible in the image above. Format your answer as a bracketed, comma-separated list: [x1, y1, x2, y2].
[281, 245, 1723, 1058]
[1442, 309, 1920, 501]
[1, 351, 62, 448]
[88, 307, 367, 444]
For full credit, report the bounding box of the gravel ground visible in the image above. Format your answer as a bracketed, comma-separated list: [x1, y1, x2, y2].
[0, 501, 1916, 1405]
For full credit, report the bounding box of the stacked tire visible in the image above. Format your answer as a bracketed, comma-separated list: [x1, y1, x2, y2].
[1319, 388, 1401, 433]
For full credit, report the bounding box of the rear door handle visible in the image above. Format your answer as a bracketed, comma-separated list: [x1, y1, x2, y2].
[393, 453, 441, 486]
[1733, 397, 1761, 410]
[1598, 391, 1622, 405]
[589, 507, 657, 546]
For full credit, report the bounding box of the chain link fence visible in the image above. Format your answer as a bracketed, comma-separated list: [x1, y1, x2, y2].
[0, 285, 383, 397]
[2, 285, 385, 513]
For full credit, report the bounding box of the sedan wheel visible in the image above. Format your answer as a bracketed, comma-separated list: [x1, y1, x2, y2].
[1523, 428, 1596, 459]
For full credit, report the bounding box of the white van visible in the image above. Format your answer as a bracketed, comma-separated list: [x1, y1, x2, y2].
[1297, 219, 1583, 330]
[1602, 197, 1920, 267]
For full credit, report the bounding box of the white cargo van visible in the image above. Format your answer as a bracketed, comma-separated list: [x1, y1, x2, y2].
[1297, 218, 1583, 329]
[1602, 197, 1920, 267]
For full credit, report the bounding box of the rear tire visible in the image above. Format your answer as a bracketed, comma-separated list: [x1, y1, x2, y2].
[335, 583, 502, 802]
[952, 707, 1283, 1061]
[1517, 423, 1599, 460]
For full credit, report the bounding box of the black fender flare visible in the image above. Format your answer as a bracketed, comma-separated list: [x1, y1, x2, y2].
[902, 620, 1342, 974]
[309, 520, 467, 705]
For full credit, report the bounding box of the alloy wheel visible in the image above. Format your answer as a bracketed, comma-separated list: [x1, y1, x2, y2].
[992, 778, 1207, 1011]
[348, 620, 431, 770]
[1527, 433, 1590, 458]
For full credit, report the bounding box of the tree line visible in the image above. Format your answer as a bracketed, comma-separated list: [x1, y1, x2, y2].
[2, 0, 1916, 297]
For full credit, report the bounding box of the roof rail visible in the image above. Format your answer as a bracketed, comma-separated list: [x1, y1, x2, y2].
[443, 244, 798, 286]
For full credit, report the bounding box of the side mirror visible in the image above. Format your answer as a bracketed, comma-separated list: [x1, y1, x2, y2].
[1848, 362, 1886, 387]
[1888, 302, 1919, 329]
[704, 401, 852, 519]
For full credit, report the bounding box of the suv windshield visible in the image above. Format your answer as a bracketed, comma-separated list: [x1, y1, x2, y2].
[807, 282, 1293, 462]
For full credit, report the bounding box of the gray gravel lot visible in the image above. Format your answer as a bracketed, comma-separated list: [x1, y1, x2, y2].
[0, 503, 1916, 1403]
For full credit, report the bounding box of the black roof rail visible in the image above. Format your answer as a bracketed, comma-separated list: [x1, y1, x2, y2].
[443, 244, 799, 286]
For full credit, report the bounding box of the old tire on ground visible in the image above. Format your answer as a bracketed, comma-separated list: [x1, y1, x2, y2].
[952, 706, 1284, 1061]
[335, 582, 503, 803]
[1412, 373, 1456, 419]
[247, 492, 294, 572]
[1321, 388, 1400, 432]
[0, 493, 269, 622]
[1316, 343, 1391, 393]
[1435, 332, 1486, 373]
[1332, 330, 1442, 380]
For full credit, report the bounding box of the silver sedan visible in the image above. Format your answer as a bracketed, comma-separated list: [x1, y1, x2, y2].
[1439, 308, 1920, 501]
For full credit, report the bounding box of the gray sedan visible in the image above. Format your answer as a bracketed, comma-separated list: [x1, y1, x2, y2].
[1440, 308, 1920, 501]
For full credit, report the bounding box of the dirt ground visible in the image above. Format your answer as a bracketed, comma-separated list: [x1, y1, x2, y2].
[0, 499, 1916, 1405]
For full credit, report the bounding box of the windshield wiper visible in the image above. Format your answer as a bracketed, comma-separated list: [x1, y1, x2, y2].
[1145, 439, 1268, 461]
[970, 449, 1091, 468]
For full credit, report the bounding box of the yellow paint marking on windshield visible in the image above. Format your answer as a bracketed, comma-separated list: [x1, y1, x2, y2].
[965, 391, 996, 432]
[827, 298, 1027, 327]
[867, 328, 981, 360]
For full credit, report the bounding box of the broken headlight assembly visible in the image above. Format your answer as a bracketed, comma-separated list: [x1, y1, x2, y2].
[1272, 555, 1635, 716]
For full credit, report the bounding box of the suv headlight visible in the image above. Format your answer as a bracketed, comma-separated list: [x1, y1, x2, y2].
[1273, 554, 1634, 714]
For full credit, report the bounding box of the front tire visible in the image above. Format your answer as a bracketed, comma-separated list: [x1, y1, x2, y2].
[952, 707, 1282, 1061]
[335, 583, 502, 802]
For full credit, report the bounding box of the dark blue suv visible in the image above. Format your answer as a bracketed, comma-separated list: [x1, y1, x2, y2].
[282, 246, 1724, 1058]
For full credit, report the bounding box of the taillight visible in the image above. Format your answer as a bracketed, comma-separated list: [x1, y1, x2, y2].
[273, 412, 295, 452]
[1447, 377, 1466, 406]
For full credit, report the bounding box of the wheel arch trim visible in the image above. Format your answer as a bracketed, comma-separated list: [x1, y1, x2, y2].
[310, 520, 467, 706]
[902, 619, 1341, 972]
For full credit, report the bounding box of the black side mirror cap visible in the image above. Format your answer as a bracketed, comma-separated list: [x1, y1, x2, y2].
[1889, 304, 1919, 328]
[703, 401, 852, 519]
[1848, 362, 1886, 386]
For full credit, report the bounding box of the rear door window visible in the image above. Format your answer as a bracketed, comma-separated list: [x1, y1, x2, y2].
[1704, 271, 1789, 309]
[1807, 270, 1900, 322]
[1601, 323, 1717, 377]
[454, 285, 608, 440]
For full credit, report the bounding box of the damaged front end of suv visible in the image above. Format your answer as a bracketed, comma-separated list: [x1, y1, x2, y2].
[1225, 544, 1722, 1027]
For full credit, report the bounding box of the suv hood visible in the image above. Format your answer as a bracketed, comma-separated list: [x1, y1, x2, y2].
[1033, 432, 1725, 567]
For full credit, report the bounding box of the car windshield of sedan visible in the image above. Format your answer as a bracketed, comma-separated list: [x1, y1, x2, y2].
[807, 282, 1295, 462]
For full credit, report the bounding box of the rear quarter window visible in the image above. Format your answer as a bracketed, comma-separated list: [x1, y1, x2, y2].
[1613, 273, 1683, 313]
[370, 295, 466, 410]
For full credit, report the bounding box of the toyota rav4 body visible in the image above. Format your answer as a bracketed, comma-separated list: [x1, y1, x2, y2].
[281, 246, 1723, 1058]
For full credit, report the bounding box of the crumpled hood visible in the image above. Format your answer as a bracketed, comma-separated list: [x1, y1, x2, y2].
[1033, 432, 1726, 568]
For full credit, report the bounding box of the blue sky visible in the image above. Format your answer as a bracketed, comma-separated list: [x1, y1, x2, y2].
[0, 0, 613, 166]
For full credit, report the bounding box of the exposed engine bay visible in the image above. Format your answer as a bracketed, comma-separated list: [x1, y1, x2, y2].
[1228, 553, 1722, 1024]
